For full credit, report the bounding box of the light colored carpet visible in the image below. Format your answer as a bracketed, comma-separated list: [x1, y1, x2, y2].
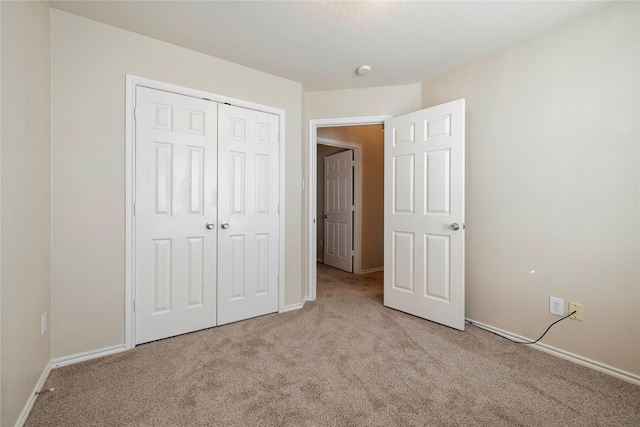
[27, 264, 639, 426]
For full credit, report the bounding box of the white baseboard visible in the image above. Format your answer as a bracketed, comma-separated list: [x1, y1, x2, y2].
[281, 298, 309, 313]
[466, 318, 640, 386]
[50, 344, 126, 369]
[17, 362, 52, 427]
[359, 266, 383, 274]
[17, 345, 127, 426]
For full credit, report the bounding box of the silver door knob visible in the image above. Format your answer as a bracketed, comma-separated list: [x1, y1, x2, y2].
[220, 222, 230, 229]
[205, 222, 215, 230]
[450, 223, 460, 231]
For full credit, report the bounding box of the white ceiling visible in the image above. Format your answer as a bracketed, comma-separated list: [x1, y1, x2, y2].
[49, 1, 609, 91]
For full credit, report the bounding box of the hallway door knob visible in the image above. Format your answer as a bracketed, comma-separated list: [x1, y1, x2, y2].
[221, 222, 230, 229]
[450, 223, 460, 231]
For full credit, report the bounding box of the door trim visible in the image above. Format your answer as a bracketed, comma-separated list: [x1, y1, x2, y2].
[125, 75, 285, 349]
[307, 116, 390, 301]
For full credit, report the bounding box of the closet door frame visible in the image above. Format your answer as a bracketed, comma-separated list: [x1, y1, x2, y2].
[124, 75, 286, 349]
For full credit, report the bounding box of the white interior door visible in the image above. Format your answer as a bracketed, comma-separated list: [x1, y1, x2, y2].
[323, 150, 353, 272]
[135, 87, 218, 344]
[217, 104, 280, 325]
[384, 99, 465, 330]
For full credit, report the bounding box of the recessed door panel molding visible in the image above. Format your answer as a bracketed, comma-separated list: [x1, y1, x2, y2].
[424, 234, 450, 302]
[384, 99, 465, 331]
[326, 222, 336, 256]
[154, 104, 173, 130]
[424, 149, 451, 215]
[323, 149, 353, 272]
[425, 114, 451, 140]
[153, 239, 172, 313]
[135, 86, 218, 345]
[256, 233, 269, 295]
[338, 176, 349, 212]
[393, 154, 415, 214]
[392, 231, 414, 293]
[231, 118, 245, 141]
[154, 142, 173, 215]
[187, 109, 205, 135]
[393, 123, 415, 146]
[255, 155, 269, 214]
[256, 122, 269, 144]
[186, 237, 204, 307]
[326, 179, 336, 212]
[230, 151, 246, 215]
[187, 146, 204, 215]
[338, 222, 348, 258]
[230, 235, 245, 300]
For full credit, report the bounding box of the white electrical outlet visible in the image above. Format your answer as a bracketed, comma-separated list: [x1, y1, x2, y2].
[41, 312, 47, 335]
[549, 297, 564, 316]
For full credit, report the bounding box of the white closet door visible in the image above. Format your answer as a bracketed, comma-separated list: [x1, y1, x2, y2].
[217, 104, 280, 325]
[135, 87, 218, 344]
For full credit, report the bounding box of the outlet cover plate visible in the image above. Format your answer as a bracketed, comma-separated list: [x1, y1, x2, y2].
[549, 297, 564, 316]
[569, 302, 582, 320]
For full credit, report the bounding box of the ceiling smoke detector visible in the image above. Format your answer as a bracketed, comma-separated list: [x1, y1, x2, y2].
[356, 65, 372, 76]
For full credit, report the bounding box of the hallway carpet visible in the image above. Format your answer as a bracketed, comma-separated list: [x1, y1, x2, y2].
[27, 264, 639, 426]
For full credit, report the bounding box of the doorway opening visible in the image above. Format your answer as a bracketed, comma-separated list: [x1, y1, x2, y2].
[308, 116, 390, 300]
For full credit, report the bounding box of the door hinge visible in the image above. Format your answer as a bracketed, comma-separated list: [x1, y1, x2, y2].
[133, 299, 136, 312]
[133, 203, 136, 216]
[278, 204, 280, 214]
[351, 205, 355, 211]
[133, 106, 137, 120]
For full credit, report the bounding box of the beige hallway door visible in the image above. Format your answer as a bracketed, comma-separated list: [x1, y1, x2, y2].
[323, 149, 354, 272]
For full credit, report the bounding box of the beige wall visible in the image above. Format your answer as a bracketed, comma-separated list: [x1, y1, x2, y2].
[306, 84, 422, 120]
[422, 2, 639, 375]
[1, 1, 51, 425]
[50, 9, 304, 359]
[318, 126, 385, 271]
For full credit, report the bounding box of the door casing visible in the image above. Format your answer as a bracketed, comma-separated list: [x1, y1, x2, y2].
[307, 117, 390, 300]
[125, 75, 286, 349]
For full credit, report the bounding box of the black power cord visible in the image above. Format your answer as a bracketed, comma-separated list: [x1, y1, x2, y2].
[465, 310, 577, 345]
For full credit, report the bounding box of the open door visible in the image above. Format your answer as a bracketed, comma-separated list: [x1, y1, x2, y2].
[323, 149, 354, 272]
[383, 99, 465, 330]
